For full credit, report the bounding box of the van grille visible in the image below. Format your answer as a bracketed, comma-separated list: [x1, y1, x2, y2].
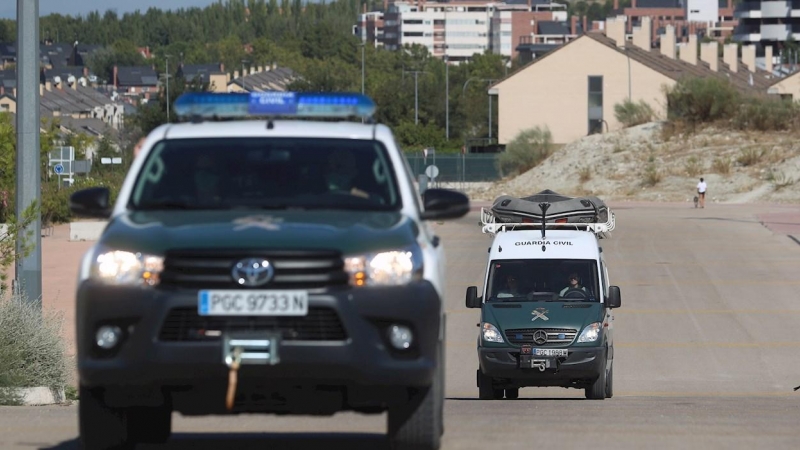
[159, 249, 348, 290]
[158, 306, 348, 342]
[505, 328, 577, 346]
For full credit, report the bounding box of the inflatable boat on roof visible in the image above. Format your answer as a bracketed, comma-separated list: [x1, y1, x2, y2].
[490, 189, 609, 224]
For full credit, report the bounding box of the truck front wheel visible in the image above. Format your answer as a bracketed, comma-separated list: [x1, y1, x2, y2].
[387, 342, 444, 450]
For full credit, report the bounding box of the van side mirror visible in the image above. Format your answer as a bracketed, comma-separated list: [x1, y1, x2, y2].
[606, 286, 621, 309]
[465, 286, 482, 308]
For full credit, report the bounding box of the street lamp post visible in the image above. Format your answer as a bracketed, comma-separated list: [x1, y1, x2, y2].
[445, 54, 449, 140]
[242, 59, 249, 91]
[361, 43, 365, 94]
[165, 54, 171, 123]
[462, 77, 497, 141]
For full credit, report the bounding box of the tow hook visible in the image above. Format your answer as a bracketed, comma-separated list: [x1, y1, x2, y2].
[532, 359, 547, 372]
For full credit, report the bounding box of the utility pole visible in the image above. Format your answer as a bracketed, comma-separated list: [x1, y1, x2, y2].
[15, 0, 42, 308]
[404, 70, 430, 125]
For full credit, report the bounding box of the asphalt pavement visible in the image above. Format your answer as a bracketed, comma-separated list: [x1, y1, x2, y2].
[1, 202, 799, 449]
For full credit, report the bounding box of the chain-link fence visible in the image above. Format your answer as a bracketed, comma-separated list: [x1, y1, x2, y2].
[405, 153, 502, 187]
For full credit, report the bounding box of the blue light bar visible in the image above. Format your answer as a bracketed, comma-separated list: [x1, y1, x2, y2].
[173, 92, 376, 119]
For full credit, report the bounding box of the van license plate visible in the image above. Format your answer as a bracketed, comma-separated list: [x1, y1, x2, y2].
[533, 348, 568, 357]
[198, 290, 309, 316]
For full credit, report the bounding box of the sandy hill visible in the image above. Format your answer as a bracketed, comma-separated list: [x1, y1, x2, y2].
[463, 122, 800, 205]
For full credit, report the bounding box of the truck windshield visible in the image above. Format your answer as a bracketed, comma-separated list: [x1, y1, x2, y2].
[486, 259, 600, 302]
[128, 137, 401, 212]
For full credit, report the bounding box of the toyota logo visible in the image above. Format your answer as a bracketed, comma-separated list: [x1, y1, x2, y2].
[533, 330, 548, 345]
[232, 258, 274, 287]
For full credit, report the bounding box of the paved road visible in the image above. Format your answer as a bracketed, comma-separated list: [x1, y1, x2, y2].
[2, 203, 800, 449]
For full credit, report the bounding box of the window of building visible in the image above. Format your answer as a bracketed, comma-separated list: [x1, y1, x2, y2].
[588, 76, 603, 135]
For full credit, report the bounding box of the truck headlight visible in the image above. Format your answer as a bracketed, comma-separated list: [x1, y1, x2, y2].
[482, 323, 504, 343]
[91, 247, 164, 286]
[343, 245, 423, 287]
[577, 322, 602, 343]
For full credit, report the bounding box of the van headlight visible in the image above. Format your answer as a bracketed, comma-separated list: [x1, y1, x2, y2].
[343, 245, 423, 287]
[90, 247, 164, 286]
[577, 322, 602, 343]
[482, 323, 504, 343]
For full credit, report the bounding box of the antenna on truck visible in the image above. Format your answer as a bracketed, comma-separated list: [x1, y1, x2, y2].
[538, 202, 550, 239]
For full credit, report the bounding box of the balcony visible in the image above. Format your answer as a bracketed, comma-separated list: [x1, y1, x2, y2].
[761, 23, 789, 39]
[734, 1, 800, 18]
[732, 23, 762, 41]
[762, 1, 791, 17]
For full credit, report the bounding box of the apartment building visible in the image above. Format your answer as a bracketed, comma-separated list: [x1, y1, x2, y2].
[357, 11, 386, 47]
[613, 0, 736, 43]
[733, 1, 800, 64]
[365, 0, 570, 62]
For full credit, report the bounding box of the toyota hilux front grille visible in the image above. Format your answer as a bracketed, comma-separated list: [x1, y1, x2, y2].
[159, 249, 348, 290]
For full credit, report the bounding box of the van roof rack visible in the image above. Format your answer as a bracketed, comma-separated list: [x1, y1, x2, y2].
[480, 207, 615, 238]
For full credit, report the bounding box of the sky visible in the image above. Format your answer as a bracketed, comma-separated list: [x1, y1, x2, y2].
[1, 0, 221, 20]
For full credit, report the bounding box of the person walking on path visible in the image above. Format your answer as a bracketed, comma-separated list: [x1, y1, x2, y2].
[696, 177, 707, 208]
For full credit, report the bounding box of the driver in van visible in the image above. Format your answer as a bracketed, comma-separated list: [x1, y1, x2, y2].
[560, 273, 588, 297]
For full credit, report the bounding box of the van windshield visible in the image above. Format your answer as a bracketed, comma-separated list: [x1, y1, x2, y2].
[487, 259, 600, 302]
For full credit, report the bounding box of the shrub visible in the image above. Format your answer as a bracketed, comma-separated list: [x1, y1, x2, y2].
[664, 77, 740, 125]
[614, 99, 655, 128]
[768, 171, 796, 190]
[711, 156, 732, 175]
[684, 156, 702, 177]
[642, 163, 662, 187]
[496, 126, 554, 176]
[733, 97, 799, 131]
[737, 147, 765, 167]
[0, 294, 69, 405]
[578, 165, 592, 183]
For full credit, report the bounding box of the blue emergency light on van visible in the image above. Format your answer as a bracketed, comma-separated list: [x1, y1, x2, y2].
[173, 92, 376, 119]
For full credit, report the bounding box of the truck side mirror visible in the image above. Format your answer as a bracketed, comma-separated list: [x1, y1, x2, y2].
[607, 286, 621, 309]
[465, 286, 482, 308]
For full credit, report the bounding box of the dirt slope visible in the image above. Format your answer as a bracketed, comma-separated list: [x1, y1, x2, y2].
[463, 121, 800, 204]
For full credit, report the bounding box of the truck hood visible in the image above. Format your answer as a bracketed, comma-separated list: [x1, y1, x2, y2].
[97, 209, 417, 255]
[483, 301, 603, 332]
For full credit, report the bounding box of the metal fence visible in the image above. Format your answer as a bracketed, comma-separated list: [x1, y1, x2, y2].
[405, 153, 502, 184]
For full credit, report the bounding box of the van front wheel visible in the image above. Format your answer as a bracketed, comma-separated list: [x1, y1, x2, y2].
[585, 362, 607, 400]
[477, 369, 502, 400]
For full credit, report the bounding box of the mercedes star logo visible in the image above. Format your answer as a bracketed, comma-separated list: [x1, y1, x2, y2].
[533, 330, 548, 345]
[231, 258, 274, 287]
